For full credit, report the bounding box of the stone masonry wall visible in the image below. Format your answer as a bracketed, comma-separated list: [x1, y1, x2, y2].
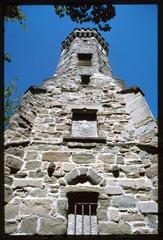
[4, 29, 158, 235]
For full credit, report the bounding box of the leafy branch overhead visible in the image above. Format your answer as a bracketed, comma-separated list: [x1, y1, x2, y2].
[4, 5, 27, 30]
[54, 4, 116, 31]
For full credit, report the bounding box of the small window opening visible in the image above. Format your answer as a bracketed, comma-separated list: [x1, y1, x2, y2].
[83, 39, 88, 42]
[81, 75, 91, 85]
[71, 109, 98, 137]
[67, 192, 98, 235]
[78, 53, 92, 66]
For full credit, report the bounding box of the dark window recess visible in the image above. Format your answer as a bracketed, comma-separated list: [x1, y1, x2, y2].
[83, 39, 88, 42]
[72, 109, 97, 121]
[78, 53, 92, 66]
[81, 75, 91, 85]
[67, 192, 98, 235]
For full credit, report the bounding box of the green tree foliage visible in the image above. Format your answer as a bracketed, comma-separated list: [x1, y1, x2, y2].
[54, 4, 116, 31]
[4, 5, 27, 30]
[4, 80, 19, 128]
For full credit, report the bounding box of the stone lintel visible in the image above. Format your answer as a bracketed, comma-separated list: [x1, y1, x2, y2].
[118, 86, 144, 96]
[63, 136, 106, 143]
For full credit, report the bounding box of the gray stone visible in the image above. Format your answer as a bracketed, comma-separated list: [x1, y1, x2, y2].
[59, 177, 66, 186]
[150, 188, 158, 201]
[72, 153, 95, 164]
[5, 203, 19, 219]
[97, 208, 108, 221]
[5, 147, 24, 158]
[147, 214, 158, 228]
[38, 217, 67, 235]
[98, 221, 131, 234]
[19, 216, 38, 234]
[118, 179, 137, 189]
[44, 175, 57, 183]
[108, 208, 120, 222]
[4, 166, 11, 176]
[117, 155, 125, 164]
[53, 171, 65, 178]
[42, 151, 70, 162]
[15, 171, 27, 178]
[13, 179, 42, 188]
[138, 201, 158, 213]
[65, 168, 79, 184]
[25, 150, 38, 160]
[112, 195, 136, 208]
[5, 220, 17, 234]
[5, 155, 24, 172]
[57, 198, 68, 216]
[136, 178, 152, 190]
[29, 169, 44, 178]
[97, 153, 116, 164]
[106, 186, 123, 195]
[62, 162, 76, 172]
[5, 176, 13, 185]
[121, 213, 144, 221]
[87, 168, 102, 185]
[19, 198, 53, 215]
[4, 184, 13, 204]
[25, 160, 42, 170]
[79, 167, 88, 176]
[30, 188, 47, 197]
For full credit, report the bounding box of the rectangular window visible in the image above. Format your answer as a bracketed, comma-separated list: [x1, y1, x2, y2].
[78, 53, 92, 66]
[81, 75, 91, 85]
[67, 192, 98, 235]
[71, 109, 98, 137]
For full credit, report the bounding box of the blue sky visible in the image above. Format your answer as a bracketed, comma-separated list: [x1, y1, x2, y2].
[4, 4, 158, 117]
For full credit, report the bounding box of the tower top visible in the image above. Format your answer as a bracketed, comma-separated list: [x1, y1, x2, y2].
[61, 28, 109, 53]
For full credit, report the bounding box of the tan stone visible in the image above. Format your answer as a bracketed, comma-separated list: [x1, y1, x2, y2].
[97, 153, 116, 164]
[42, 151, 70, 162]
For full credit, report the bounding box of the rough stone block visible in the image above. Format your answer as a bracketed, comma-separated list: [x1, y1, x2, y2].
[30, 188, 47, 197]
[24, 151, 38, 160]
[5, 203, 19, 219]
[19, 216, 38, 234]
[97, 153, 116, 164]
[138, 201, 158, 213]
[72, 153, 95, 164]
[5, 155, 24, 172]
[38, 217, 67, 235]
[105, 186, 123, 195]
[5, 147, 24, 158]
[136, 178, 152, 190]
[118, 179, 137, 189]
[57, 198, 68, 217]
[5, 176, 13, 186]
[29, 169, 44, 178]
[97, 208, 108, 221]
[5, 184, 13, 204]
[13, 179, 42, 188]
[19, 199, 53, 215]
[62, 162, 76, 172]
[5, 220, 17, 234]
[25, 161, 42, 170]
[42, 151, 70, 162]
[98, 221, 131, 234]
[145, 164, 158, 178]
[108, 208, 120, 222]
[112, 195, 136, 208]
[15, 171, 27, 178]
[4, 166, 11, 176]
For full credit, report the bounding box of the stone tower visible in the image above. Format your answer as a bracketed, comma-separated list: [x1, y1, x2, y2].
[4, 28, 158, 235]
